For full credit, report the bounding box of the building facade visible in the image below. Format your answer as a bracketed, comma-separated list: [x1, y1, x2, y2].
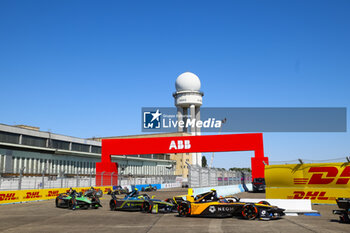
[0, 124, 175, 177]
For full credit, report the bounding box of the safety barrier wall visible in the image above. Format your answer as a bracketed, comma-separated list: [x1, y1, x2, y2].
[161, 182, 182, 189]
[0, 186, 113, 205]
[191, 183, 252, 197]
[265, 162, 350, 204]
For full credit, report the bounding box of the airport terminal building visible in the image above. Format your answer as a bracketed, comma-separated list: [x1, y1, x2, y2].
[0, 124, 182, 178]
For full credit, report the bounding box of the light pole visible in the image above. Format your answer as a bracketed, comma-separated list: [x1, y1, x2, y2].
[209, 118, 227, 168]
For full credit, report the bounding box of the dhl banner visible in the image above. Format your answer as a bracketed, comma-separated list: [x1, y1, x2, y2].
[265, 162, 350, 204]
[0, 186, 113, 205]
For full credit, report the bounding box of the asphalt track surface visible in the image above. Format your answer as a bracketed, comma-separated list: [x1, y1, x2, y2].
[0, 188, 348, 233]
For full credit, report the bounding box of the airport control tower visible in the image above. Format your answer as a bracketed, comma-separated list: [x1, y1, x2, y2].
[173, 72, 204, 166]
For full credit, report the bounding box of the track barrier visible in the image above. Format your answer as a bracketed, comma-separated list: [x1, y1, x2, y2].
[0, 186, 113, 205]
[265, 162, 350, 204]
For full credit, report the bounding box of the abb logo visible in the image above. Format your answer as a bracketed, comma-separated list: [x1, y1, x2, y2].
[293, 166, 350, 185]
[47, 191, 59, 197]
[169, 140, 191, 150]
[25, 192, 41, 199]
[288, 191, 336, 201]
[0, 193, 17, 201]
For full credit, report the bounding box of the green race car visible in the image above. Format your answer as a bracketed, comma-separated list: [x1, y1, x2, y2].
[55, 188, 103, 210]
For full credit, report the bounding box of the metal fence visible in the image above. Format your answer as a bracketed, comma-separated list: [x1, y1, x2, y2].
[118, 174, 177, 187]
[0, 171, 181, 191]
[0, 171, 97, 191]
[188, 164, 251, 188]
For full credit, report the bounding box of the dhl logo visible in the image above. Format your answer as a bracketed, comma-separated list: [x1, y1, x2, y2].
[287, 191, 336, 201]
[24, 192, 41, 199]
[293, 166, 350, 185]
[46, 190, 59, 197]
[0, 193, 18, 201]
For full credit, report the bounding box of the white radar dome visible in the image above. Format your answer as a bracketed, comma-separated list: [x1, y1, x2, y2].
[175, 72, 201, 92]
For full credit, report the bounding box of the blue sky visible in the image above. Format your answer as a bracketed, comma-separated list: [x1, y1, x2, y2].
[1, 0, 349, 168]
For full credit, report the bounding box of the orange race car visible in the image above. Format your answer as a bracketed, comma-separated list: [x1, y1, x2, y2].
[176, 189, 285, 220]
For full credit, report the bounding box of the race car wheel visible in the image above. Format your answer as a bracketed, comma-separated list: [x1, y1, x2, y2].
[142, 202, 151, 213]
[242, 204, 258, 220]
[68, 199, 74, 210]
[178, 203, 190, 217]
[55, 198, 59, 207]
[258, 201, 270, 206]
[154, 187, 157, 191]
[110, 200, 116, 211]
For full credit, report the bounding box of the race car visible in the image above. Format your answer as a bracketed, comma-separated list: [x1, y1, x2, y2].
[141, 184, 157, 192]
[176, 190, 285, 220]
[108, 189, 146, 211]
[333, 198, 350, 223]
[108, 188, 175, 213]
[55, 187, 103, 210]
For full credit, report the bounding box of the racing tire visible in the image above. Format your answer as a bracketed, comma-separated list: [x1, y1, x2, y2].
[142, 201, 152, 213]
[178, 203, 190, 217]
[68, 199, 74, 210]
[154, 187, 157, 191]
[110, 200, 116, 211]
[242, 204, 258, 220]
[258, 201, 270, 206]
[55, 198, 59, 207]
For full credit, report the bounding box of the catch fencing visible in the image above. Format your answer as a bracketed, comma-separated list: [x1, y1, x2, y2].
[0, 171, 181, 191]
[188, 164, 251, 188]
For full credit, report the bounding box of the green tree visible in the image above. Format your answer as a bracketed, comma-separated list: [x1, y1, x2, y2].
[202, 155, 207, 167]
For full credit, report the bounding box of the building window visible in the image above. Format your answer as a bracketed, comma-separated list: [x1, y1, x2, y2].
[72, 143, 90, 152]
[22, 135, 46, 147]
[91, 146, 101, 154]
[51, 140, 70, 150]
[0, 131, 20, 144]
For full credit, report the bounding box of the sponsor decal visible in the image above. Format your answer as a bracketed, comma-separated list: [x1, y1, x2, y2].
[46, 190, 59, 197]
[169, 140, 191, 150]
[293, 166, 350, 185]
[24, 191, 41, 199]
[208, 206, 216, 213]
[217, 206, 236, 212]
[287, 191, 336, 201]
[0, 193, 18, 201]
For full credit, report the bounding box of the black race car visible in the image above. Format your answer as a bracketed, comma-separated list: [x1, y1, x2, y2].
[333, 198, 350, 223]
[108, 189, 175, 213]
[176, 190, 284, 220]
[142, 184, 157, 192]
